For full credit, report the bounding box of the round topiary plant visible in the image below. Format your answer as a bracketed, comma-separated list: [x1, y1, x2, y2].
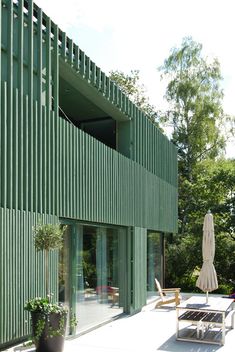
[33, 223, 67, 297]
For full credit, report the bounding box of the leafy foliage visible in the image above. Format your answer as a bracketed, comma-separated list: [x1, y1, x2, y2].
[160, 38, 235, 293]
[166, 159, 235, 292]
[33, 223, 67, 252]
[24, 296, 68, 314]
[159, 37, 226, 179]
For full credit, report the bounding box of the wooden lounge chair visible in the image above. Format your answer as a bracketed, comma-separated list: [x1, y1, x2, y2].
[155, 278, 181, 308]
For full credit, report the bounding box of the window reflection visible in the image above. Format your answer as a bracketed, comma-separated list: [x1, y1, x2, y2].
[147, 232, 163, 301]
[59, 223, 124, 335]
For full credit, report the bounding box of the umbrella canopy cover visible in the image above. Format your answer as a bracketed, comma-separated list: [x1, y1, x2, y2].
[196, 213, 218, 292]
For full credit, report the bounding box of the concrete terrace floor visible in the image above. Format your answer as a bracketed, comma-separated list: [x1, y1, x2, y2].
[4, 295, 235, 352]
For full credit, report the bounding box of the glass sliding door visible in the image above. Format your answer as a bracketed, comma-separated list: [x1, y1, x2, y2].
[147, 232, 164, 302]
[59, 222, 125, 335]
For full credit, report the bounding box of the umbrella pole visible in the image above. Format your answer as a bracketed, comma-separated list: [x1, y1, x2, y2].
[206, 291, 208, 303]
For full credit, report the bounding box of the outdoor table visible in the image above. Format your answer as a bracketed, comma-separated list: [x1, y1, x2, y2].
[176, 296, 234, 345]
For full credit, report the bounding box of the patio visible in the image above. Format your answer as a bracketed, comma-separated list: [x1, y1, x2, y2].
[4, 294, 234, 352]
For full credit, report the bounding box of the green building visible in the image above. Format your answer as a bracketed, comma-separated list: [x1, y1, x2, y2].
[0, 0, 177, 348]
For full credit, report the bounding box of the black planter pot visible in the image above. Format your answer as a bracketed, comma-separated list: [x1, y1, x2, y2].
[31, 311, 67, 352]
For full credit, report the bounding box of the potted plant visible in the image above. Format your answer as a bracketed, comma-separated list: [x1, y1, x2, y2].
[24, 223, 75, 352]
[25, 296, 68, 352]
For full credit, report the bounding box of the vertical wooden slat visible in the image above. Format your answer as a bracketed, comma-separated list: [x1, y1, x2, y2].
[33, 101, 38, 213]
[69, 124, 73, 217]
[110, 81, 114, 102]
[7, 0, 13, 209]
[1, 83, 7, 208]
[62, 124, 67, 217]
[101, 72, 105, 94]
[85, 134, 89, 220]
[37, 7, 42, 112]
[68, 38, 73, 65]
[46, 16, 51, 213]
[37, 7, 42, 213]
[62, 120, 66, 216]
[46, 16, 51, 117]
[12, 89, 19, 209]
[96, 67, 101, 89]
[118, 89, 123, 110]
[41, 106, 46, 212]
[79, 130, 83, 218]
[74, 44, 79, 71]
[28, 0, 34, 211]
[53, 23, 59, 215]
[105, 77, 110, 99]
[4, 209, 8, 340]
[85, 56, 90, 81]
[0, 210, 4, 340]
[74, 129, 78, 216]
[80, 49, 85, 76]
[114, 85, 118, 106]
[91, 61, 96, 85]
[0, 0, 1, 130]
[46, 107, 51, 215]
[58, 120, 62, 215]
[17, 0, 23, 210]
[0, 83, 3, 207]
[23, 94, 29, 210]
[61, 31, 67, 60]
[63, 121, 67, 216]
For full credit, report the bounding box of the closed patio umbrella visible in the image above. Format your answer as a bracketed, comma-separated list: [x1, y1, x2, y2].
[196, 211, 218, 303]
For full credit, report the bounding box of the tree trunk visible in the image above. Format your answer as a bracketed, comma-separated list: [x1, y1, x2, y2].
[45, 249, 49, 298]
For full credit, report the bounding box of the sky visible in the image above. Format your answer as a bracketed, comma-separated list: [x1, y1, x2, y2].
[35, 0, 235, 157]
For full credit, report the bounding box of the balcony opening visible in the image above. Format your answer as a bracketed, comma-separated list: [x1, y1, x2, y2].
[59, 76, 116, 150]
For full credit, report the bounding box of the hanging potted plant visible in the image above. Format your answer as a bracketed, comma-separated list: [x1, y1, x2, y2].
[24, 223, 76, 352]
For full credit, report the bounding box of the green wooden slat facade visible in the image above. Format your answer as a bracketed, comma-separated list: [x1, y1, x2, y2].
[0, 0, 178, 347]
[0, 208, 58, 347]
